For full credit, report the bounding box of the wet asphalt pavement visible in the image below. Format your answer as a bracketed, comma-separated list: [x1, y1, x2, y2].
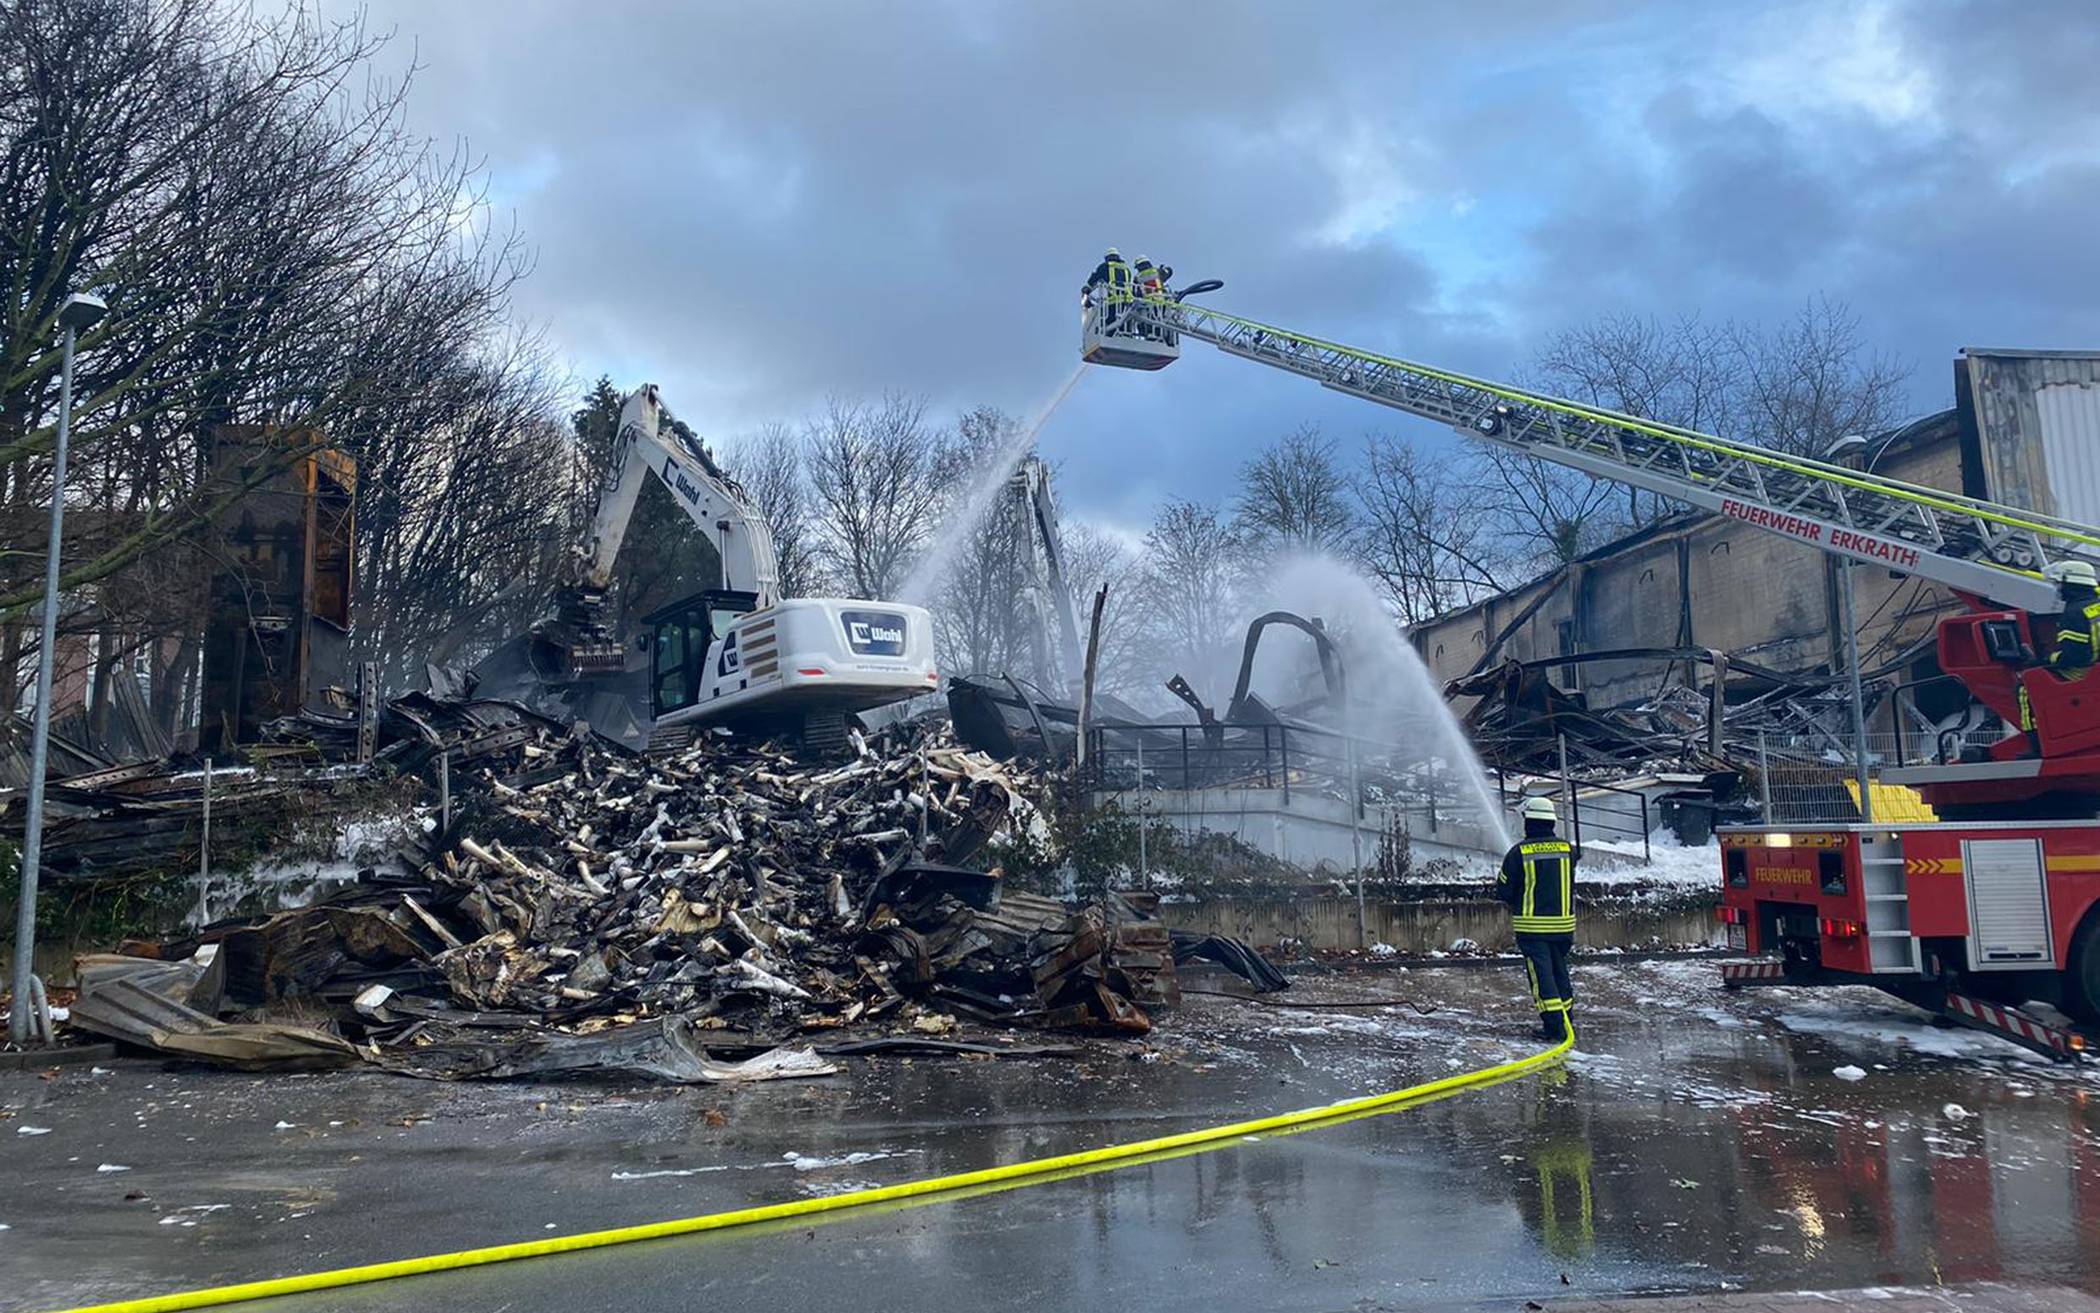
[7, 957, 2100, 1312]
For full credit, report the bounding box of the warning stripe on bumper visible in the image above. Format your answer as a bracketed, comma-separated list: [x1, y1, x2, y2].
[1946, 993, 2082, 1058]
[1719, 961, 1787, 982]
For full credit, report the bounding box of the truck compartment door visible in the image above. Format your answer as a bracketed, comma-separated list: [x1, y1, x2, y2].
[1963, 838, 2054, 969]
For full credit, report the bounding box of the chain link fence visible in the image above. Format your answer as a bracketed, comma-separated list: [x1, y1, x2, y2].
[1752, 728, 1962, 825]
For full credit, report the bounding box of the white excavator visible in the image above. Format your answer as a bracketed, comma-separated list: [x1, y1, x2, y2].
[539, 384, 936, 750]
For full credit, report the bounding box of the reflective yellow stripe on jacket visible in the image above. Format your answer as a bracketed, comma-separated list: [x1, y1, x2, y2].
[1514, 839, 1576, 935]
[2070, 601, 2100, 656]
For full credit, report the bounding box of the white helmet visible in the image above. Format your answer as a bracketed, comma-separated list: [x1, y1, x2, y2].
[2046, 559, 2098, 589]
[1521, 796, 1558, 823]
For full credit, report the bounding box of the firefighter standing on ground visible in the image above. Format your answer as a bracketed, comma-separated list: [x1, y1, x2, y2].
[1500, 797, 1578, 1042]
[2018, 559, 2100, 748]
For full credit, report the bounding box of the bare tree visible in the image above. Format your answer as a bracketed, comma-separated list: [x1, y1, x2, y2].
[926, 407, 1028, 680]
[1480, 294, 1912, 572]
[1730, 297, 1910, 457]
[1136, 498, 1241, 688]
[803, 392, 945, 599]
[356, 343, 574, 687]
[0, 0, 541, 719]
[1232, 423, 1358, 563]
[720, 420, 821, 598]
[1354, 436, 1508, 624]
[1469, 444, 1627, 572]
[1534, 312, 1739, 524]
[1059, 521, 1146, 697]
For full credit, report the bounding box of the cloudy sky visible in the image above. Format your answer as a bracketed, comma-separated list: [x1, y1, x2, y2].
[355, 0, 2098, 534]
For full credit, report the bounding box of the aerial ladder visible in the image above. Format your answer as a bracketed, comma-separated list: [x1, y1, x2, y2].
[1084, 277, 2100, 1049]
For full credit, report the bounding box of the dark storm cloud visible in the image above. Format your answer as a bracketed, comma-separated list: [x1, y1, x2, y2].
[355, 0, 2098, 522]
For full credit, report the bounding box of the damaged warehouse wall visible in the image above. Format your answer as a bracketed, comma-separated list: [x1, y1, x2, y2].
[1418, 349, 2099, 736]
[1417, 414, 1960, 711]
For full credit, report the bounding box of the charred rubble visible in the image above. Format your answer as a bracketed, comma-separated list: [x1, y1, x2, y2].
[59, 711, 1199, 1081]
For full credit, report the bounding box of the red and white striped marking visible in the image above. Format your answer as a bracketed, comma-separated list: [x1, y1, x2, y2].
[1720, 961, 1788, 986]
[1945, 993, 2084, 1060]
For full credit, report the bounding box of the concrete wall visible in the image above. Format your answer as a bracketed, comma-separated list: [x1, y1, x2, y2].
[1163, 895, 1720, 954]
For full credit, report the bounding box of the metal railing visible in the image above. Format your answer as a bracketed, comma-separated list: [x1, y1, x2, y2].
[1084, 720, 1399, 804]
[1084, 718, 1495, 818]
[1490, 764, 1654, 865]
[1084, 720, 1662, 864]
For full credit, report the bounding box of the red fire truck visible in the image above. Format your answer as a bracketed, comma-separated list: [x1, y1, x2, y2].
[1717, 606, 2100, 1060]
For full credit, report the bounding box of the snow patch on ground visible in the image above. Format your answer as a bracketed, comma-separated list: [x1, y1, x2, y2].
[186, 808, 416, 927]
[796, 1177, 883, 1197]
[1580, 835, 1723, 890]
[608, 1150, 917, 1181]
[783, 1150, 913, 1172]
[1447, 834, 1722, 894]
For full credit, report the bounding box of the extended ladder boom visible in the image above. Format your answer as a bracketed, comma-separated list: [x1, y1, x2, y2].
[1116, 298, 2100, 614]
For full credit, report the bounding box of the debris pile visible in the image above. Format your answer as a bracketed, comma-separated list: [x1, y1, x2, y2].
[1448, 651, 1894, 807]
[70, 720, 1188, 1080]
[1, 695, 575, 887]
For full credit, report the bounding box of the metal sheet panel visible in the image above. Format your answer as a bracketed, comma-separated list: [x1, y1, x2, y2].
[1964, 349, 2100, 527]
[2036, 379, 2100, 528]
[1963, 837, 2052, 968]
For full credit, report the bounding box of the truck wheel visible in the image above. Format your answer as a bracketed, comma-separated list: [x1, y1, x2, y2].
[2065, 916, 2100, 1025]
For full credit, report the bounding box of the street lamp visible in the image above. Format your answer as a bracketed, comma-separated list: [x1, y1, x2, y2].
[9, 290, 106, 1046]
[1822, 431, 1879, 826]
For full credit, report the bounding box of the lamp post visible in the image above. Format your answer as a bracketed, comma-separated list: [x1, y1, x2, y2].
[1824, 432, 1881, 827]
[10, 291, 106, 1046]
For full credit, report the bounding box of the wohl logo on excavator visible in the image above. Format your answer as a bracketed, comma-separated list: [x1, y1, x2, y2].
[842, 610, 907, 656]
[662, 457, 704, 507]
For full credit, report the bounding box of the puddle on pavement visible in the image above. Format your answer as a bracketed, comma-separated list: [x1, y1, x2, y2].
[13, 956, 2100, 1311]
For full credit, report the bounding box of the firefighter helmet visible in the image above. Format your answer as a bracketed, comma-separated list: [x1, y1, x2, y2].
[2047, 559, 2098, 589]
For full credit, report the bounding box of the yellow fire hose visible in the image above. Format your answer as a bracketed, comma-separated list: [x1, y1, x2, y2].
[49, 1026, 1575, 1313]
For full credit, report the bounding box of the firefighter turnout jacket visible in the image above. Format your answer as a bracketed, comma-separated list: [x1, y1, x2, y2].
[1103, 255, 1132, 300]
[1499, 836, 1577, 935]
[2048, 589, 2100, 674]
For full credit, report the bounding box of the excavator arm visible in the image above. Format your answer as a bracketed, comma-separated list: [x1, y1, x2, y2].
[541, 383, 935, 745]
[577, 384, 780, 601]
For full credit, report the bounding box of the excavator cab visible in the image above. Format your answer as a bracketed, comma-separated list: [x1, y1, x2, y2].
[1080, 298, 1178, 371]
[645, 589, 756, 718]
